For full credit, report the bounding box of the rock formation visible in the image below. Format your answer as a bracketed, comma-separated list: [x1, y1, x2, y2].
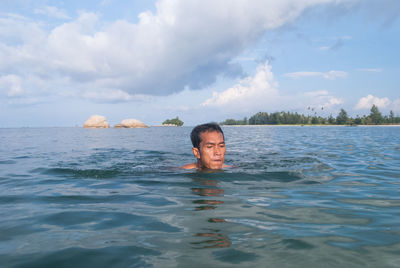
[114, 119, 149, 128]
[83, 115, 110, 128]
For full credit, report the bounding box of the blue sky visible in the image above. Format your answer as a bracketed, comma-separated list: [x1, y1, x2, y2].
[0, 0, 399, 127]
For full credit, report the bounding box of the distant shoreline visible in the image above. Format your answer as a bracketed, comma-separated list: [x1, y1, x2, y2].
[221, 124, 400, 127]
[1, 124, 400, 129]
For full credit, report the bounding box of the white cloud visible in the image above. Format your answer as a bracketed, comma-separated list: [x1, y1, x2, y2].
[318, 36, 352, 51]
[355, 94, 391, 110]
[285, 70, 348, 80]
[0, 75, 23, 97]
[200, 63, 344, 116]
[357, 68, 382, 73]
[324, 97, 342, 107]
[392, 99, 400, 113]
[82, 89, 134, 102]
[202, 61, 278, 108]
[319, 46, 330, 51]
[302, 90, 343, 110]
[0, 0, 353, 103]
[304, 90, 329, 97]
[101, 0, 114, 6]
[34, 6, 70, 20]
[0, 14, 46, 46]
[232, 57, 257, 62]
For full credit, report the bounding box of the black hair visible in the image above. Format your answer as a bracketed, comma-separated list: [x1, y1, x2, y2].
[190, 122, 224, 148]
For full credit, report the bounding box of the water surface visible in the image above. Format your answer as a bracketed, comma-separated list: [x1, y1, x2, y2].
[0, 126, 399, 267]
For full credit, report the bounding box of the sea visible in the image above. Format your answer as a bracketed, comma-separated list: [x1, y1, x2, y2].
[0, 126, 399, 268]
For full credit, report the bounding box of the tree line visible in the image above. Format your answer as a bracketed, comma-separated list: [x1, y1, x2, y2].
[221, 105, 400, 125]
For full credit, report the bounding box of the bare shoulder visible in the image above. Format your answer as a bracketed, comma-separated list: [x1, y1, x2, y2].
[181, 163, 233, 170]
[181, 163, 198, 169]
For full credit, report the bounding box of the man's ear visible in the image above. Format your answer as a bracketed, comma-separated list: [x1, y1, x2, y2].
[192, 147, 200, 159]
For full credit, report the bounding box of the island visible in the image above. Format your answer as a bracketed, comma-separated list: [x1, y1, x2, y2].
[114, 119, 149, 128]
[162, 116, 184, 126]
[83, 115, 110, 128]
[221, 105, 400, 126]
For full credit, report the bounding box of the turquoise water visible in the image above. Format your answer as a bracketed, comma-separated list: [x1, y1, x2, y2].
[0, 126, 399, 267]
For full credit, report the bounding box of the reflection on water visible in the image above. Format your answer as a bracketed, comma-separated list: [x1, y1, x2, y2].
[193, 199, 224, 211]
[193, 231, 232, 249]
[191, 175, 230, 248]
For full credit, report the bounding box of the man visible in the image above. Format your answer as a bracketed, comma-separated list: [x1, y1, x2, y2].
[182, 123, 229, 170]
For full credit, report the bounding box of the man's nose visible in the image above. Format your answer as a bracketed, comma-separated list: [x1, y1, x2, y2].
[214, 147, 221, 155]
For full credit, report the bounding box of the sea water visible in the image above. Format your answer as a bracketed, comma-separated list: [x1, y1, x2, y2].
[0, 126, 399, 267]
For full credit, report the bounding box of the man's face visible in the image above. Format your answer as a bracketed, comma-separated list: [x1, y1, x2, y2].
[193, 131, 226, 170]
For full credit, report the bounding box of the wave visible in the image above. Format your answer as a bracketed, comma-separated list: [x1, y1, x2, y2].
[25, 147, 335, 187]
[3, 245, 161, 267]
[30, 167, 122, 179]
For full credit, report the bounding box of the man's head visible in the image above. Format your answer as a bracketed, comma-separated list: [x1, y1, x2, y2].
[190, 123, 226, 170]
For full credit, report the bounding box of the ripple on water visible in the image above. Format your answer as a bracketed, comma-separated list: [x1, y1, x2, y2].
[0, 160, 17, 165]
[337, 198, 400, 208]
[30, 167, 122, 179]
[38, 211, 181, 233]
[212, 248, 258, 264]
[2, 245, 161, 268]
[1, 126, 399, 267]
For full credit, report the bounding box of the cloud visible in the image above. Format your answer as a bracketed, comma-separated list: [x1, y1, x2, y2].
[329, 38, 344, 50]
[284, 70, 348, 80]
[101, 0, 114, 6]
[303, 90, 343, 109]
[0, 0, 353, 103]
[318, 36, 351, 51]
[201, 61, 278, 108]
[357, 68, 382, 72]
[233, 57, 257, 62]
[0, 75, 23, 97]
[355, 94, 391, 110]
[34, 6, 70, 20]
[354, 0, 400, 28]
[319, 46, 330, 51]
[392, 99, 400, 112]
[82, 89, 134, 102]
[201, 63, 343, 116]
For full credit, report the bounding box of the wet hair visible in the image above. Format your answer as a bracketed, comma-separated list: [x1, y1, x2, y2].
[190, 123, 224, 148]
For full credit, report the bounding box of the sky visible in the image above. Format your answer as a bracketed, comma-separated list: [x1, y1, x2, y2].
[0, 0, 399, 127]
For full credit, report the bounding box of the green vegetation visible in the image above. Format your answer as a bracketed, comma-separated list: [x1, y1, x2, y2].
[221, 105, 400, 126]
[221, 117, 248, 125]
[336, 108, 349, 125]
[162, 116, 184, 126]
